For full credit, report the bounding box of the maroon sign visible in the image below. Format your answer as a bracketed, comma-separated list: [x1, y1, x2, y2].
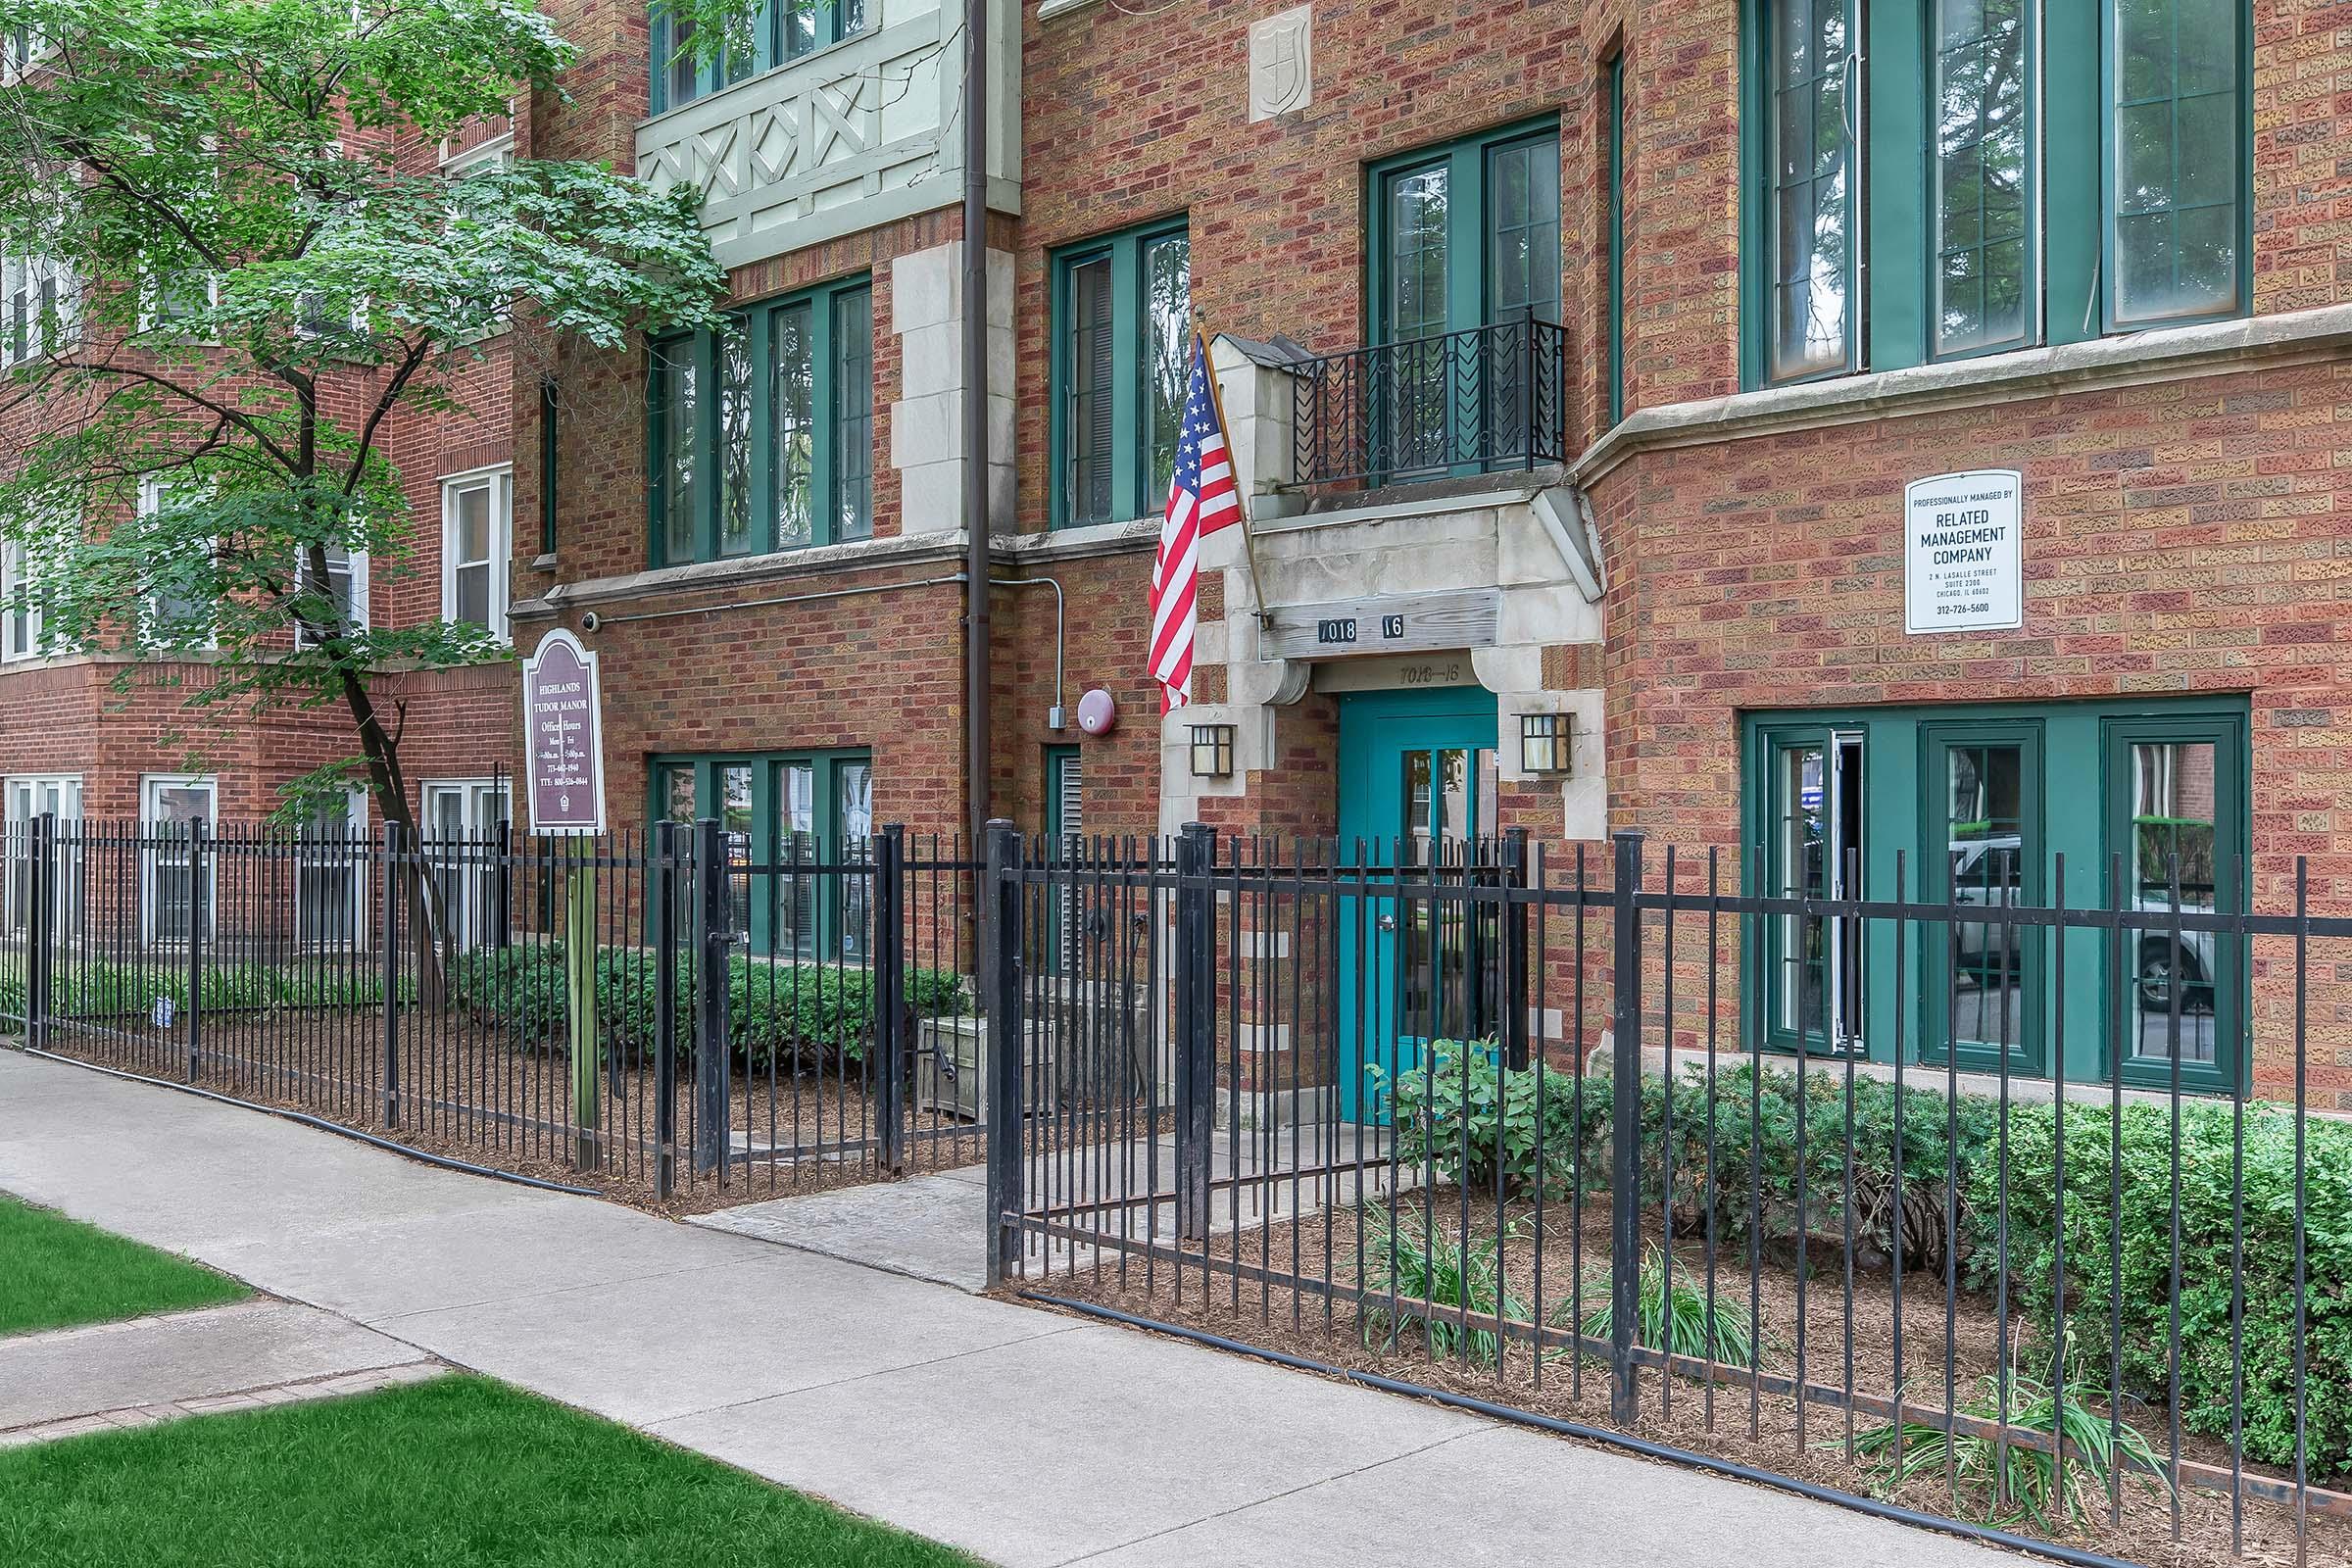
[521, 628, 606, 835]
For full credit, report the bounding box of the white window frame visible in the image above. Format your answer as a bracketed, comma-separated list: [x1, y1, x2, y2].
[294, 787, 368, 949]
[3, 255, 75, 368]
[136, 477, 218, 652]
[139, 773, 217, 948]
[422, 777, 513, 951]
[1, 538, 42, 662]
[5, 773, 81, 938]
[291, 540, 369, 650]
[136, 269, 220, 340]
[440, 465, 513, 645]
[438, 132, 514, 175]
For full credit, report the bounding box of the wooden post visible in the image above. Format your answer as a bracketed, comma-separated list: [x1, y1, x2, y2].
[565, 836, 600, 1169]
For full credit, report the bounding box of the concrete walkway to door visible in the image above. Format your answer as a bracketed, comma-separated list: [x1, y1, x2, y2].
[0, 1050, 2016, 1568]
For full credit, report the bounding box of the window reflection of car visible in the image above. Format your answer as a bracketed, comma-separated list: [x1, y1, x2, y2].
[1947, 836, 2216, 1014]
[1947, 835, 2026, 974]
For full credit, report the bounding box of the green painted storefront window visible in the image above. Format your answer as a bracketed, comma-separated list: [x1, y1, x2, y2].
[1742, 697, 2248, 1094]
[649, 275, 873, 566]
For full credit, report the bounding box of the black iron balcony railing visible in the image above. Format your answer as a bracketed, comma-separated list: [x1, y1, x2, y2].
[1290, 317, 1569, 490]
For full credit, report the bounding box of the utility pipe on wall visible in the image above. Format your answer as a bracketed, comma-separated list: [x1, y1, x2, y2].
[960, 0, 992, 849]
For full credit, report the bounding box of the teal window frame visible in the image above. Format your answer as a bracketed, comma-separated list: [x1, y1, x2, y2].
[648, 273, 873, 567]
[1048, 218, 1192, 530]
[1364, 117, 1564, 350]
[650, 749, 873, 961]
[1604, 54, 1628, 428]
[1740, 696, 2249, 1093]
[649, 1, 869, 117]
[1738, 0, 2252, 388]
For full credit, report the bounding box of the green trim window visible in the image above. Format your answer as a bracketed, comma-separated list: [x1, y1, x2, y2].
[650, 1, 869, 116]
[1740, 0, 2248, 385]
[1604, 54, 1628, 428]
[1742, 697, 2248, 1094]
[1050, 220, 1191, 529]
[653, 750, 873, 961]
[650, 275, 873, 566]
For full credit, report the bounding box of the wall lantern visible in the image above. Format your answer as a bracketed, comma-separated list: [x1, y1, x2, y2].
[1189, 723, 1236, 779]
[1519, 711, 1574, 776]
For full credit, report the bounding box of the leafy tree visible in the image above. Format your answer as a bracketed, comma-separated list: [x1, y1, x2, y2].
[0, 0, 728, 908]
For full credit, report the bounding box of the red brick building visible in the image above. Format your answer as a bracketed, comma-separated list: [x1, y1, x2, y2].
[10, 0, 2346, 1102]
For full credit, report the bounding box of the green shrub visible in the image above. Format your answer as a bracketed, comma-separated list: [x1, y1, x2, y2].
[1391, 1044, 2352, 1479]
[1985, 1097, 2352, 1477]
[0, 956, 387, 1024]
[1375, 1041, 1610, 1199]
[1359, 1204, 1528, 1368]
[449, 941, 966, 1074]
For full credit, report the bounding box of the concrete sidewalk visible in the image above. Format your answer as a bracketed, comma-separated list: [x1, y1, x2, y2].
[0, 1051, 2009, 1568]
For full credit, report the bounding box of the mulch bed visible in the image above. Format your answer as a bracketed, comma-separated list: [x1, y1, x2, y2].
[1012, 1184, 2350, 1568]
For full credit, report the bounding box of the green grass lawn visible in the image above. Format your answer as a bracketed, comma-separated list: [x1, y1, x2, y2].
[0, 1374, 981, 1567]
[0, 1194, 248, 1337]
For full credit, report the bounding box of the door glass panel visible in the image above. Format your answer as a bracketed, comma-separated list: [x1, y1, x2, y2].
[837, 761, 872, 963]
[1945, 743, 2025, 1054]
[2125, 739, 2219, 1064]
[716, 324, 754, 557]
[780, 762, 814, 958]
[717, 763, 754, 942]
[1775, 744, 1828, 1037]
[1384, 163, 1449, 475]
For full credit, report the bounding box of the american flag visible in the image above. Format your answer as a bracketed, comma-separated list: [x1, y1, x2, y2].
[1149, 334, 1242, 711]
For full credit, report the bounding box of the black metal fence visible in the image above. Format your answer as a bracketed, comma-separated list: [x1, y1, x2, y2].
[0, 814, 983, 1200]
[1290, 317, 1569, 488]
[982, 824, 2352, 1567]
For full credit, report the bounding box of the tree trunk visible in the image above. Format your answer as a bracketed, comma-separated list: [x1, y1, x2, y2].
[337, 666, 452, 1009]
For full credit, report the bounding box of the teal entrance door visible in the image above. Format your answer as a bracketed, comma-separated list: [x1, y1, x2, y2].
[1336, 686, 1501, 1121]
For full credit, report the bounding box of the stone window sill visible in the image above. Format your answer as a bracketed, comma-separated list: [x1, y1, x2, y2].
[1577, 303, 2352, 483]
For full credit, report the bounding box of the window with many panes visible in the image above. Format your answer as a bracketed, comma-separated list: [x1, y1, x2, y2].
[295, 791, 368, 949]
[1051, 220, 1191, 529]
[652, 276, 873, 564]
[291, 542, 367, 650]
[136, 478, 216, 651]
[650, 0, 869, 116]
[2, 255, 73, 368]
[4, 774, 79, 938]
[1743, 0, 2247, 386]
[653, 751, 873, 961]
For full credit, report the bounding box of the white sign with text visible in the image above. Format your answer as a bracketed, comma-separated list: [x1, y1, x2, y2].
[1904, 469, 2023, 635]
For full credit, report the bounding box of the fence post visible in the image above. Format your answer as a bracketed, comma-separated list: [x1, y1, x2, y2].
[379, 820, 401, 1128]
[983, 819, 1023, 1287]
[564, 835, 601, 1171]
[653, 820, 679, 1200]
[692, 816, 730, 1179]
[1501, 826, 1531, 1071]
[494, 817, 514, 951]
[1609, 828, 1645, 1428]
[873, 824, 908, 1175]
[184, 818, 205, 1083]
[26, 811, 53, 1050]
[1173, 821, 1214, 1244]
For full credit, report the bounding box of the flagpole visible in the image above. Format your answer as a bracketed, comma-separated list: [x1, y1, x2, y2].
[1194, 319, 1275, 629]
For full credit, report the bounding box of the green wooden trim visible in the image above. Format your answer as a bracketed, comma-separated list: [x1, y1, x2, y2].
[2043, 1, 2102, 347]
[645, 275, 871, 568]
[1048, 216, 1188, 530]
